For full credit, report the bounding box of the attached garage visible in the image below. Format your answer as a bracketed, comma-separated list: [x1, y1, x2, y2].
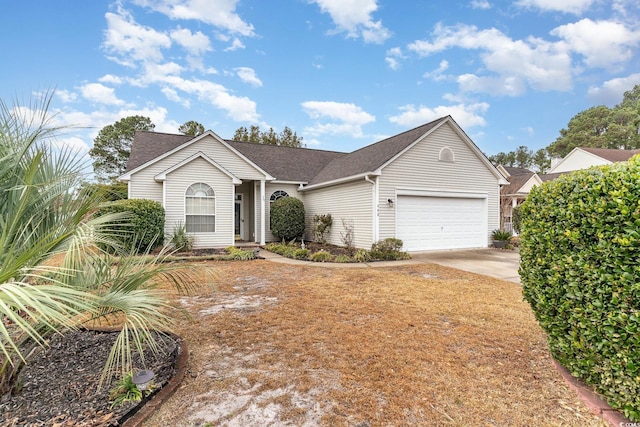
[396, 193, 487, 251]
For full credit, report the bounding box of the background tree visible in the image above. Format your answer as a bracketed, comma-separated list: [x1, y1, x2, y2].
[179, 120, 205, 136]
[531, 148, 551, 173]
[232, 125, 304, 147]
[548, 84, 640, 157]
[89, 116, 155, 182]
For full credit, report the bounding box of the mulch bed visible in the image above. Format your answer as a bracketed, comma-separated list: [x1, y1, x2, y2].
[0, 330, 179, 427]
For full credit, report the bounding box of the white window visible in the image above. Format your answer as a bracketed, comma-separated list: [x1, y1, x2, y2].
[185, 183, 215, 233]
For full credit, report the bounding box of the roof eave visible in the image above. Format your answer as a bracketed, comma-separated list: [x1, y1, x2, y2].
[300, 171, 380, 192]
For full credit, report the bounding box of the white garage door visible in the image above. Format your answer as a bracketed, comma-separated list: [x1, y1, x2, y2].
[396, 196, 486, 251]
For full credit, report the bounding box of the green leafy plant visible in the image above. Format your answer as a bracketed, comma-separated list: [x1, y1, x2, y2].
[334, 255, 352, 263]
[520, 157, 640, 421]
[109, 372, 155, 408]
[169, 222, 194, 252]
[491, 229, 512, 241]
[311, 214, 333, 243]
[512, 205, 522, 234]
[353, 249, 372, 263]
[310, 250, 333, 262]
[370, 238, 410, 261]
[225, 247, 256, 260]
[293, 248, 310, 260]
[270, 197, 305, 241]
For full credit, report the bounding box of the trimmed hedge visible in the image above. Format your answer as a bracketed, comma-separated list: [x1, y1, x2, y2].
[270, 197, 305, 241]
[519, 157, 640, 421]
[96, 199, 165, 254]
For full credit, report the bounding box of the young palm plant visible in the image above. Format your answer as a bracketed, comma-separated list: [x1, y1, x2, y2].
[0, 93, 196, 396]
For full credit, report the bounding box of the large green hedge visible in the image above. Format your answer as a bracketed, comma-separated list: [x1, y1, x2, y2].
[96, 199, 165, 254]
[519, 157, 640, 421]
[270, 196, 305, 241]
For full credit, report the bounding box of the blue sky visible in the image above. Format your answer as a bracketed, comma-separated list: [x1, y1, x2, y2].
[2, 0, 639, 159]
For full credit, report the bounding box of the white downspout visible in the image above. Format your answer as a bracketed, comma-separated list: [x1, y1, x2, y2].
[260, 179, 266, 245]
[365, 175, 378, 243]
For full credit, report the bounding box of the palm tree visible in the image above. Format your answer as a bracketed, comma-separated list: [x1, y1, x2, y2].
[0, 93, 195, 395]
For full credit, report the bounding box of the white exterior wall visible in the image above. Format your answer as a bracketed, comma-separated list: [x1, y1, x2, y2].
[257, 183, 304, 243]
[548, 149, 611, 173]
[303, 179, 374, 249]
[164, 157, 235, 248]
[378, 122, 500, 246]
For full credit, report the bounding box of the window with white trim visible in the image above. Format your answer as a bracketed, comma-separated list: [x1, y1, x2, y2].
[185, 183, 215, 233]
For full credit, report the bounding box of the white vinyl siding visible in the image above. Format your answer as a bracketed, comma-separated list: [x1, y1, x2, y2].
[378, 122, 500, 248]
[549, 149, 611, 173]
[304, 179, 374, 249]
[165, 157, 234, 248]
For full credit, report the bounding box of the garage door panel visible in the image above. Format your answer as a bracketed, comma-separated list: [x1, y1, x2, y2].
[396, 196, 485, 251]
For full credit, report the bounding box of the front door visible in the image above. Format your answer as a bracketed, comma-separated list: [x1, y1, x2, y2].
[234, 194, 244, 239]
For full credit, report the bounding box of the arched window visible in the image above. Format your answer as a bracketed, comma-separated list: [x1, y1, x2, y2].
[439, 147, 455, 163]
[270, 190, 289, 202]
[185, 183, 215, 232]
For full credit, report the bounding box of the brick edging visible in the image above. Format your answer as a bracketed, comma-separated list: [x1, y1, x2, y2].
[552, 359, 631, 426]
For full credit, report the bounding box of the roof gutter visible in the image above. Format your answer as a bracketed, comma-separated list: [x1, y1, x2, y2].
[299, 171, 381, 192]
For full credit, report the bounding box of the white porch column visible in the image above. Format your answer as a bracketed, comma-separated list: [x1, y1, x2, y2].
[260, 179, 266, 245]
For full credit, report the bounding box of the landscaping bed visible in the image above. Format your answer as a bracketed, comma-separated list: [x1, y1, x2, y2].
[0, 330, 180, 426]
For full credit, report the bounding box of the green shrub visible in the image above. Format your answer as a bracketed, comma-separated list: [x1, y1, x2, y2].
[370, 238, 410, 261]
[225, 246, 256, 260]
[270, 197, 305, 241]
[96, 199, 165, 254]
[169, 222, 194, 252]
[312, 214, 333, 243]
[519, 158, 640, 421]
[491, 229, 512, 241]
[293, 248, 310, 260]
[512, 205, 522, 234]
[334, 255, 352, 263]
[310, 250, 333, 262]
[353, 249, 372, 263]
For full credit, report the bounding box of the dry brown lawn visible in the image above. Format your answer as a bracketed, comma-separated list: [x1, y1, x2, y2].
[145, 260, 606, 427]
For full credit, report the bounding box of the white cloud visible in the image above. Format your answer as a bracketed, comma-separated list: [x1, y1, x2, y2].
[470, 0, 491, 10]
[311, 0, 391, 44]
[235, 67, 263, 87]
[551, 19, 640, 69]
[385, 47, 405, 70]
[224, 37, 245, 51]
[407, 23, 573, 95]
[103, 8, 172, 66]
[301, 101, 375, 137]
[79, 83, 126, 106]
[587, 73, 640, 105]
[98, 74, 123, 85]
[516, 0, 596, 14]
[56, 90, 77, 103]
[389, 103, 490, 129]
[161, 87, 191, 108]
[132, 0, 255, 36]
[423, 60, 450, 81]
[170, 27, 212, 55]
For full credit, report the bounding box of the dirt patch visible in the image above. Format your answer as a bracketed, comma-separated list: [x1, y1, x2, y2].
[145, 261, 607, 426]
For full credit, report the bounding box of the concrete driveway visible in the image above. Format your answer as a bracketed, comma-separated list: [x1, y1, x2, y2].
[410, 248, 521, 283]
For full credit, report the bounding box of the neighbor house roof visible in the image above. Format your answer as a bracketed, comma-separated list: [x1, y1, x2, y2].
[580, 147, 640, 162]
[501, 166, 534, 176]
[501, 170, 538, 196]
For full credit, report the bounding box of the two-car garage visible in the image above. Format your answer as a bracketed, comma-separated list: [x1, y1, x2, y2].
[395, 193, 488, 251]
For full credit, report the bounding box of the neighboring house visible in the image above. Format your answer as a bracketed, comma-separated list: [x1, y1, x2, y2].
[119, 116, 508, 251]
[548, 147, 640, 173]
[496, 166, 542, 233]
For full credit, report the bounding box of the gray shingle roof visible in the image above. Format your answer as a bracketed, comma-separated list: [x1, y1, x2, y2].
[581, 147, 640, 162]
[125, 117, 450, 185]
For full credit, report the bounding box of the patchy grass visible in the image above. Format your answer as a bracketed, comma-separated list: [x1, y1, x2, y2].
[147, 261, 605, 426]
